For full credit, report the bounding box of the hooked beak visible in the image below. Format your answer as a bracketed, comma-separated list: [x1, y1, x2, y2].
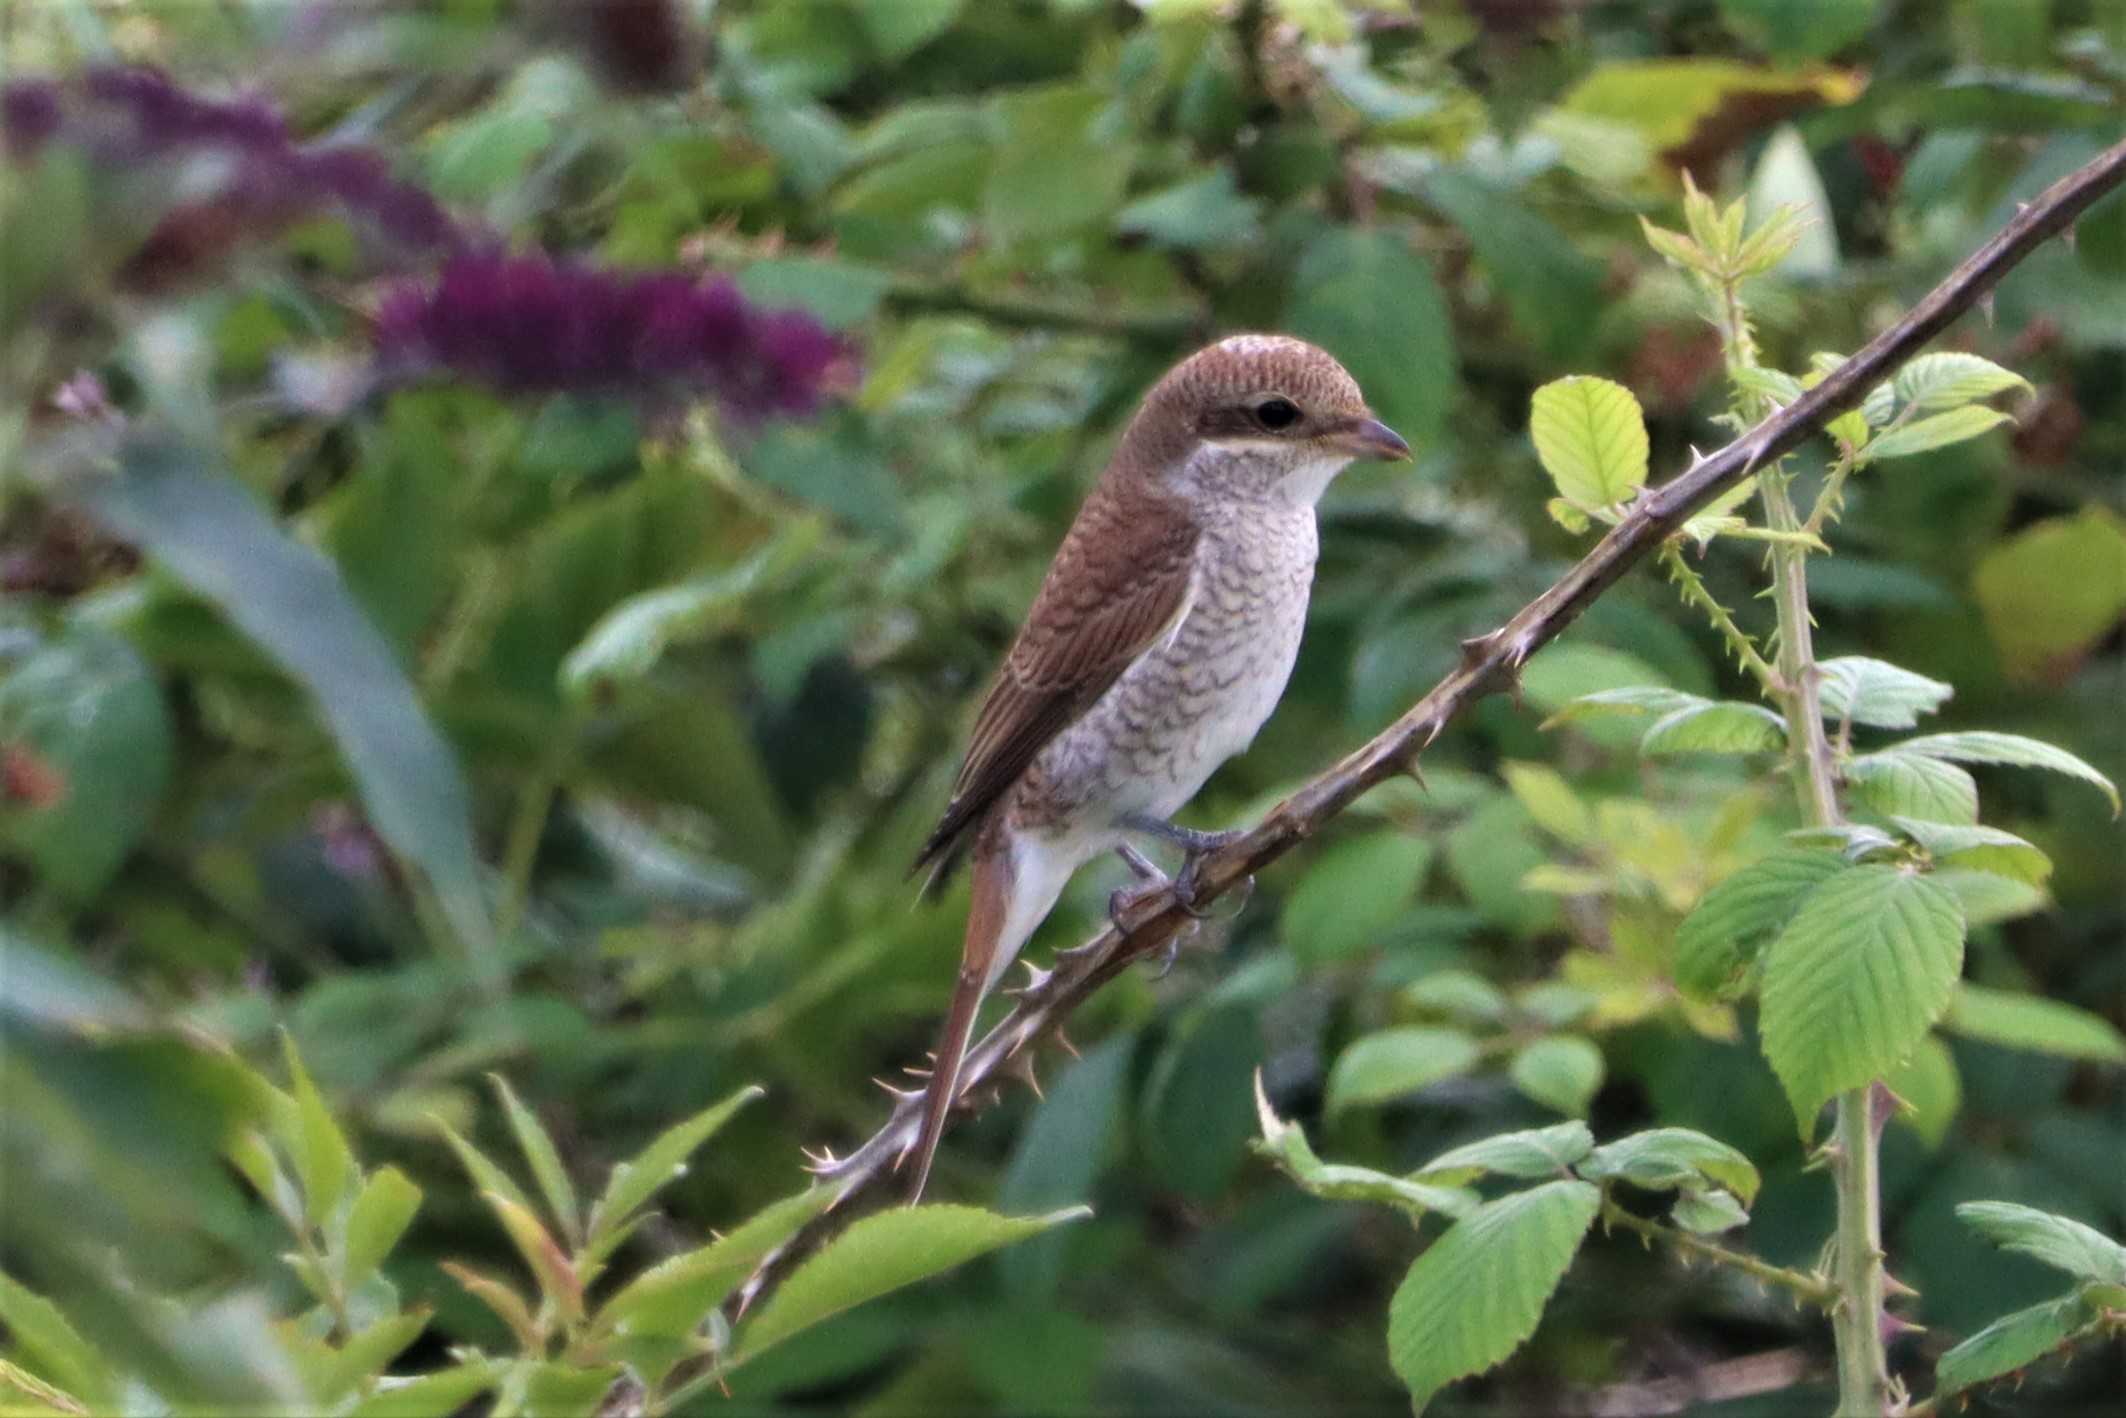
[1332, 415, 1411, 462]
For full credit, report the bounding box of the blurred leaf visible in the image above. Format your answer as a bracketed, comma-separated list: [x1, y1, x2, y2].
[850, 0, 964, 58]
[342, 1168, 423, 1289]
[594, 1183, 834, 1344]
[587, 1085, 762, 1248]
[0, 1273, 109, 1409]
[1282, 832, 1432, 964]
[0, 928, 148, 1033]
[1759, 866, 1965, 1132]
[1673, 848, 1848, 1000]
[1500, 762, 1594, 848]
[984, 86, 1131, 247]
[1971, 509, 2126, 682]
[349, 1362, 501, 1418]
[738, 257, 892, 328]
[1719, 0, 1874, 64]
[489, 1074, 580, 1247]
[1286, 227, 1455, 454]
[282, 1034, 356, 1229]
[1559, 59, 1861, 161]
[1891, 818, 2051, 885]
[1386, 1180, 1600, 1413]
[1638, 701, 1786, 756]
[433, 1120, 539, 1226]
[1326, 1028, 1480, 1112]
[1529, 376, 1648, 512]
[1508, 1037, 1605, 1117]
[1897, 731, 2119, 813]
[1886, 1034, 1962, 1149]
[1141, 1007, 1261, 1203]
[1945, 984, 2126, 1063]
[1672, 1189, 1749, 1234]
[734, 1205, 1087, 1362]
[0, 628, 171, 899]
[1935, 1293, 2097, 1399]
[1956, 1201, 2126, 1284]
[70, 437, 495, 980]
[1115, 169, 1263, 250]
[1816, 657, 1953, 729]
[1418, 172, 1603, 359]
[1002, 1036, 1134, 1299]
[1416, 1123, 1595, 1187]
[1744, 127, 1837, 276]
[485, 1189, 585, 1325]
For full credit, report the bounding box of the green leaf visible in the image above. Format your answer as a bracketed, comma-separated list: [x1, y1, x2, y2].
[1864, 406, 2012, 460]
[849, 0, 963, 59]
[1387, 1181, 1601, 1413]
[1500, 762, 1594, 847]
[1890, 351, 2033, 412]
[737, 257, 892, 329]
[1282, 832, 1432, 964]
[588, 1086, 761, 1247]
[1419, 171, 1604, 359]
[1936, 867, 2047, 928]
[489, 1075, 580, 1246]
[1542, 685, 1705, 728]
[317, 1311, 431, 1404]
[485, 1189, 584, 1324]
[1945, 984, 2126, 1063]
[1845, 749, 1979, 825]
[1972, 509, 2126, 682]
[1957, 1201, 2126, 1284]
[1402, 969, 1510, 1024]
[1638, 701, 1786, 756]
[1759, 867, 1966, 1132]
[1897, 731, 2119, 813]
[1327, 1028, 1481, 1112]
[1885, 1033, 1962, 1149]
[1817, 657, 1953, 729]
[1115, 169, 1263, 251]
[350, 1362, 501, 1418]
[0, 927, 147, 1033]
[1890, 818, 2051, 885]
[1580, 1128, 1761, 1205]
[1673, 848, 1849, 1000]
[70, 437, 496, 980]
[282, 1034, 356, 1229]
[984, 86, 1132, 247]
[0, 629, 171, 899]
[1286, 226, 1455, 455]
[1508, 1037, 1605, 1117]
[1719, 0, 1875, 67]
[1529, 376, 1649, 512]
[1672, 1188, 1751, 1234]
[1415, 1123, 1595, 1186]
[432, 1118, 538, 1223]
[342, 1167, 423, 1287]
[1936, 1294, 2098, 1398]
[734, 1205, 1086, 1362]
[1255, 1081, 1477, 1221]
[1743, 127, 1837, 276]
[594, 1184, 836, 1341]
[0, 1272, 108, 1407]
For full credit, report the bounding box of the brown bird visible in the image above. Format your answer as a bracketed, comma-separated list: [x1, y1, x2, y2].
[907, 334, 1410, 1199]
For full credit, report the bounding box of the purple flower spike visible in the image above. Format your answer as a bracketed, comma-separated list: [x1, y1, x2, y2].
[1, 80, 62, 159]
[376, 252, 851, 422]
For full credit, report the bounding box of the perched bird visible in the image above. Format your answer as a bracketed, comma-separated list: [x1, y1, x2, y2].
[907, 334, 1410, 1199]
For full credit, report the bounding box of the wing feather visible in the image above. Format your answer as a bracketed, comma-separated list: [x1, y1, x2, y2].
[916, 487, 1199, 881]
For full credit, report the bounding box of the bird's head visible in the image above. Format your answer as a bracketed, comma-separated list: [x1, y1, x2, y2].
[1118, 334, 1411, 507]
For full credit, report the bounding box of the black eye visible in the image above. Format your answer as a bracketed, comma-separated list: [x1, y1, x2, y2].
[1253, 397, 1301, 431]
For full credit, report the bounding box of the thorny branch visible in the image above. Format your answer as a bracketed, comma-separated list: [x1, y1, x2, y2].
[725, 136, 2126, 1326]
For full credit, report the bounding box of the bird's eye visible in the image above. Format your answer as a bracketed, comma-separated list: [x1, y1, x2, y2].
[1253, 397, 1301, 431]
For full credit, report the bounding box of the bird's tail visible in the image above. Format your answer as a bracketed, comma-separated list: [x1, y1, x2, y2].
[907, 843, 1014, 1203]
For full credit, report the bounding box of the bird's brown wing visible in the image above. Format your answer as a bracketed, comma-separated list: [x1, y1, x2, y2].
[915, 490, 1200, 884]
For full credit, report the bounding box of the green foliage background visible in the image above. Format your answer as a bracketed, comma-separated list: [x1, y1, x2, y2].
[3, 1, 2123, 1413]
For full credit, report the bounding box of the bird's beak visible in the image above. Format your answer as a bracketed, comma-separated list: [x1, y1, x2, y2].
[1333, 416, 1412, 462]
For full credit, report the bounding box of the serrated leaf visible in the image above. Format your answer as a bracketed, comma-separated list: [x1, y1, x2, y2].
[1891, 818, 2051, 884]
[1580, 1128, 1760, 1204]
[1255, 1082, 1477, 1221]
[1671, 1189, 1750, 1234]
[1897, 732, 2119, 813]
[1818, 657, 1953, 729]
[1501, 762, 1594, 847]
[1845, 749, 1979, 825]
[489, 1075, 579, 1247]
[1890, 352, 2033, 413]
[1415, 1123, 1595, 1186]
[282, 1034, 355, 1229]
[1865, 406, 2012, 460]
[593, 1184, 837, 1341]
[1936, 1294, 2097, 1398]
[1673, 849, 1849, 1000]
[589, 1086, 763, 1247]
[734, 1205, 1085, 1361]
[1326, 1028, 1480, 1112]
[1945, 984, 2126, 1063]
[1936, 867, 2048, 927]
[1957, 1201, 2126, 1284]
[1508, 1037, 1605, 1117]
[1639, 701, 1786, 756]
[1759, 867, 1966, 1132]
[343, 1167, 422, 1287]
[1529, 376, 1648, 512]
[1387, 1181, 1600, 1413]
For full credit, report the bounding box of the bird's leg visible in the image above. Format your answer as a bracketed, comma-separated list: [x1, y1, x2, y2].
[1118, 814, 1247, 916]
[1108, 842, 1174, 927]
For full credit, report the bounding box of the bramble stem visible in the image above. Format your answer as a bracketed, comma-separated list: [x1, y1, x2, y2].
[1599, 1198, 1835, 1310]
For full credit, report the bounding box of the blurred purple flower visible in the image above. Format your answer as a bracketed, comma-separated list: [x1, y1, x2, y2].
[0, 65, 460, 274]
[375, 252, 850, 421]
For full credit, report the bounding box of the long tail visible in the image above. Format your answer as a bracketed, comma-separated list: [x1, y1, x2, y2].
[907, 843, 1013, 1203]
